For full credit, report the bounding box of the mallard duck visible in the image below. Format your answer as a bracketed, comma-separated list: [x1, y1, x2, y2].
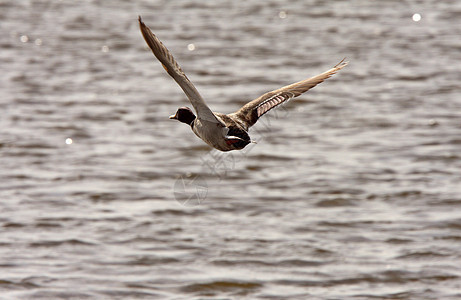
[139, 16, 347, 152]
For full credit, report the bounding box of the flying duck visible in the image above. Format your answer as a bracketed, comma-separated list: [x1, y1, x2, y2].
[139, 16, 347, 152]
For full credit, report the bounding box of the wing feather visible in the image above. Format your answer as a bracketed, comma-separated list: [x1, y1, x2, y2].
[233, 59, 348, 129]
[139, 16, 221, 124]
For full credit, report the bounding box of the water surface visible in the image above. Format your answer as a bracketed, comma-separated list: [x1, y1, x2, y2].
[1, 0, 461, 299]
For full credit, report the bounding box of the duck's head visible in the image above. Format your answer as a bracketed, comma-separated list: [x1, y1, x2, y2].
[169, 107, 196, 125]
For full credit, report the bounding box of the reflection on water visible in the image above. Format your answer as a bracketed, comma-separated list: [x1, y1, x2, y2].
[412, 13, 422, 22]
[1, 0, 461, 299]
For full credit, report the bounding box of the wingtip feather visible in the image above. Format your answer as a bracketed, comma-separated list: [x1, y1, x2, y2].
[334, 57, 349, 69]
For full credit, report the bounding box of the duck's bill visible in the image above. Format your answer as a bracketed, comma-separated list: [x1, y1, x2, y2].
[169, 114, 177, 119]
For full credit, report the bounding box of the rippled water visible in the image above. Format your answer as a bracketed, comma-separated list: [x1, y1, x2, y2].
[1, 0, 461, 299]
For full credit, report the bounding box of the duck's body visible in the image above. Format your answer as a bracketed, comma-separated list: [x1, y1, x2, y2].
[172, 108, 251, 151]
[139, 16, 347, 152]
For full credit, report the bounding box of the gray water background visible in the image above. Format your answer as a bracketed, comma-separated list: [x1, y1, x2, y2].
[1, 0, 461, 299]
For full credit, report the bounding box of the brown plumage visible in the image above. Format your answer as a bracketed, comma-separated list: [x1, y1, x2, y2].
[231, 59, 347, 130]
[139, 16, 347, 151]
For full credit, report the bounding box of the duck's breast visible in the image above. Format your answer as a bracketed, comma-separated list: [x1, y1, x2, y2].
[192, 118, 228, 150]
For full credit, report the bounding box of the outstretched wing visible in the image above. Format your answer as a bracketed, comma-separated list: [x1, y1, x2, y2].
[139, 16, 222, 124]
[232, 59, 348, 129]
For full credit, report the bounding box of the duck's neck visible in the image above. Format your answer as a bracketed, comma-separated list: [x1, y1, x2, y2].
[178, 113, 196, 126]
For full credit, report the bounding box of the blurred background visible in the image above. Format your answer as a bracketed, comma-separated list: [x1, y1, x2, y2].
[1, 0, 461, 299]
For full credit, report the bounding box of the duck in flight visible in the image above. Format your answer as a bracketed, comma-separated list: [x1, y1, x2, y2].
[139, 16, 347, 152]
